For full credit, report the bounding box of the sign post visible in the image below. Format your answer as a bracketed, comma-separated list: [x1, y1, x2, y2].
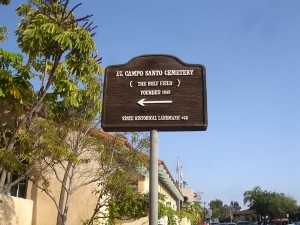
[101, 54, 207, 225]
[150, 129, 158, 225]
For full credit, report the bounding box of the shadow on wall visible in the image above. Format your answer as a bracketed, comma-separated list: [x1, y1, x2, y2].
[0, 194, 33, 225]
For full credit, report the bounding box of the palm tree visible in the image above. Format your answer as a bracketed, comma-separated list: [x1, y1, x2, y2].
[243, 186, 262, 208]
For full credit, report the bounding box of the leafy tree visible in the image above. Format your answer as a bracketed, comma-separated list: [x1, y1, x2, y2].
[17, 116, 145, 225]
[108, 190, 149, 223]
[144, 193, 204, 225]
[230, 201, 241, 213]
[0, 0, 103, 194]
[222, 204, 233, 222]
[210, 199, 224, 209]
[1, 3, 151, 225]
[0, 1, 117, 225]
[244, 186, 271, 219]
[243, 186, 262, 208]
[0, 25, 8, 41]
[268, 193, 298, 218]
[84, 134, 149, 225]
[0, 3, 151, 225]
[209, 199, 236, 222]
[0, 29, 36, 194]
[210, 199, 224, 220]
[17, 92, 149, 225]
[25, 119, 101, 225]
[244, 186, 298, 220]
[180, 201, 203, 225]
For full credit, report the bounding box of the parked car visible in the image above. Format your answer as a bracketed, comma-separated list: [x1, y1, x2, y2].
[237, 221, 253, 225]
[220, 223, 236, 225]
[211, 222, 220, 225]
[210, 222, 220, 225]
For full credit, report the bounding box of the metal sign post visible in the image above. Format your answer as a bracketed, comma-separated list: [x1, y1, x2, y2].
[101, 54, 207, 225]
[149, 129, 158, 225]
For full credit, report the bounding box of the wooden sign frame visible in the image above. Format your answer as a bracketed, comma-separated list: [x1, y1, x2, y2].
[101, 54, 208, 132]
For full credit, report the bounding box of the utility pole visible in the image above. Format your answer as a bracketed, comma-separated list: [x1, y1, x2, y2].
[176, 157, 181, 210]
[204, 202, 206, 222]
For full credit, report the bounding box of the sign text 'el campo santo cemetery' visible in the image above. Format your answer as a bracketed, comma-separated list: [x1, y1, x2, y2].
[101, 54, 208, 132]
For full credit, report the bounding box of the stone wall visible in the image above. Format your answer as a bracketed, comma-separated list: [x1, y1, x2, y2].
[0, 194, 33, 225]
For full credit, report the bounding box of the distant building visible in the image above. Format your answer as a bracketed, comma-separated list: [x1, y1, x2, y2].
[181, 187, 197, 202]
[233, 209, 257, 221]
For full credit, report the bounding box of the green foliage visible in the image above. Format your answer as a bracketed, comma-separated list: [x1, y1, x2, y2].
[13, 0, 103, 111]
[0, 47, 35, 175]
[210, 199, 224, 209]
[1, 3, 148, 225]
[109, 189, 149, 221]
[0, 48, 35, 109]
[159, 200, 180, 225]
[15, 1, 99, 63]
[0, 25, 8, 41]
[84, 134, 149, 225]
[0, 115, 71, 191]
[243, 186, 298, 219]
[115, 132, 150, 153]
[209, 199, 235, 222]
[0, 0, 10, 5]
[18, 118, 70, 160]
[230, 201, 241, 213]
[0, 0, 104, 186]
[180, 201, 203, 225]
[158, 194, 203, 225]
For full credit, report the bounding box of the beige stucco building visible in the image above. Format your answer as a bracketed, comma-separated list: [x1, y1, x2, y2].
[181, 188, 196, 203]
[1, 144, 187, 225]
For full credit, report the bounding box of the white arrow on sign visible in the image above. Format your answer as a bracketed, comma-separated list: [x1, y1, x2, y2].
[137, 98, 173, 106]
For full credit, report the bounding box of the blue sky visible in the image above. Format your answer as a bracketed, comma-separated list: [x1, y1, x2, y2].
[1, 0, 300, 209]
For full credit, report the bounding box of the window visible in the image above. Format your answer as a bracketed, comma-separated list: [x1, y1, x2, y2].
[10, 173, 27, 198]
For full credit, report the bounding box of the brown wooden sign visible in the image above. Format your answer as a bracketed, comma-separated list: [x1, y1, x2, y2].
[101, 54, 207, 132]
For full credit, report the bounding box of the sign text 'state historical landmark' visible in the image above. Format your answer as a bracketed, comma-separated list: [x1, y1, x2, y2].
[101, 54, 208, 132]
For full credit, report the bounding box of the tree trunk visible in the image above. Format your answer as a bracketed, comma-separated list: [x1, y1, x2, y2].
[0, 170, 7, 194]
[60, 165, 75, 225]
[56, 162, 72, 225]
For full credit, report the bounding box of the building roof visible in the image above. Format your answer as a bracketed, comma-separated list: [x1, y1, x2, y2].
[233, 209, 256, 215]
[158, 160, 184, 201]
